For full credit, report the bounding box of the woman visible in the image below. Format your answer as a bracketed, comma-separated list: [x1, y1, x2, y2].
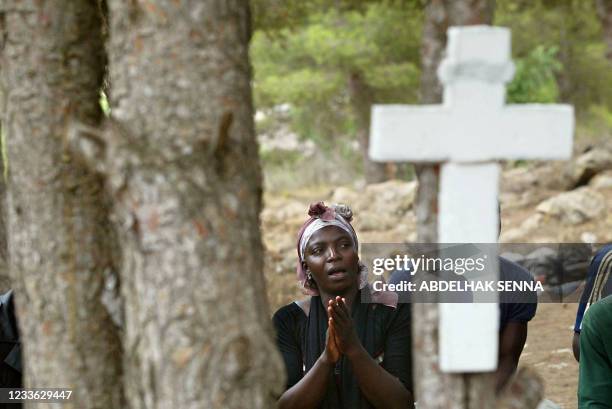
[273, 202, 414, 409]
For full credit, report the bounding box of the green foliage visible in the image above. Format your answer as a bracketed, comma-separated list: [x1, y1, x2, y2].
[507, 45, 561, 103]
[253, 0, 612, 187]
[577, 104, 612, 140]
[251, 2, 422, 142]
[496, 0, 612, 111]
[99, 91, 110, 116]
[256, 69, 342, 107]
[251, 0, 419, 31]
[587, 105, 612, 129]
[260, 145, 363, 191]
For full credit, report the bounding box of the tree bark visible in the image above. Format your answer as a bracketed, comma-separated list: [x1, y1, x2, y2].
[348, 70, 387, 184]
[556, 2, 579, 104]
[0, 29, 10, 294]
[596, 0, 612, 61]
[419, 0, 495, 104]
[97, 1, 284, 407]
[0, 201, 9, 294]
[414, 1, 495, 408]
[0, 125, 9, 293]
[0, 1, 124, 408]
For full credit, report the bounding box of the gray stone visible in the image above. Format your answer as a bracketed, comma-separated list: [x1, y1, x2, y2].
[537, 399, 562, 409]
[330, 180, 417, 231]
[536, 187, 605, 224]
[590, 169, 612, 189]
[571, 148, 612, 187]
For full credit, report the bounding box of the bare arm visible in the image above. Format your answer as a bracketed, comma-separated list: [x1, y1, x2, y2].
[277, 352, 335, 409]
[572, 332, 580, 362]
[345, 345, 414, 409]
[278, 321, 340, 409]
[496, 322, 528, 393]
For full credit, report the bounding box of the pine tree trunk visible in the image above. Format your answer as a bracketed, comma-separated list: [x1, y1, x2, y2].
[102, 1, 284, 407]
[348, 71, 387, 184]
[0, 125, 9, 293]
[0, 1, 124, 408]
[414, 1, 495, 408]
[420, 0, 495, 104]
[556, 3, 579, 103]
[596, 0, 612, 61]
[0, 28, 10, 294]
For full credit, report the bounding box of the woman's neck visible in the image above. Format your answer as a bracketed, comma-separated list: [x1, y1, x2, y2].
[320, 286, 359, 313]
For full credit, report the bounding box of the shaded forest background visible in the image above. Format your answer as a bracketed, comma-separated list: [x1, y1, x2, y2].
[250, 0, 612, 189]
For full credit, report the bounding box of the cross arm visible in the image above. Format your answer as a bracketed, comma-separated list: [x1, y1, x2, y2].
[492, 104, 574, 160]
[369, 105, 450, 162]
[369, 104, 573, 163]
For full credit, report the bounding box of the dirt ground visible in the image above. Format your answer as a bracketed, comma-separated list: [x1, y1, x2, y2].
[522, 303, 580, 409]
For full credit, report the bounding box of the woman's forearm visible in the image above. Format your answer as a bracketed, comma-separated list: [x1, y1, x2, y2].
[347, 345, 414, 409]
[278, 353, 334, 409]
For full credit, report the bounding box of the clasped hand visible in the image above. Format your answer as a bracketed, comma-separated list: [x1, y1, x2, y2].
[324, 296, 361, 364]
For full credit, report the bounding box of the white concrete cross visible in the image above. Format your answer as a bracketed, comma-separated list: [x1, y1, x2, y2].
[369, 26, 574, 372]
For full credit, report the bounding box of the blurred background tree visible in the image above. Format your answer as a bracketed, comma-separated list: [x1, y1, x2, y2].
[252, 1, 422, 184]
[251, 0, 612, 190]
[497, 0, 612, 142]
[596, 0, 612, 60]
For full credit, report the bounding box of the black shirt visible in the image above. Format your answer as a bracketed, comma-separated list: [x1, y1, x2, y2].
[273, 298, 412, 407]
[0, 290, 22, 409]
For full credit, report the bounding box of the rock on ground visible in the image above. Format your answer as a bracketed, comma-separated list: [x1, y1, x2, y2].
[569, 147, 612, 187]
[536, 187, 605, 225]
[536, 399, 562, 409]
[589, 169, 612, 189]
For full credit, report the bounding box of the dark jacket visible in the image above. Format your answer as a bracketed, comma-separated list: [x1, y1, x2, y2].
[0, 290, 21, 388]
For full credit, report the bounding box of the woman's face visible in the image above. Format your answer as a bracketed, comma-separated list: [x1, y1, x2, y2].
[303, 225, 360, 295]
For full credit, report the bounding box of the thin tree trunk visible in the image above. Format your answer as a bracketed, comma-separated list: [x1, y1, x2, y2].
[0, 125, 9, 293]
[556, 3, 578, 103]
[0, 1, 123, 408]
[98, 1, 284, 407]
[414, 1, 495, 408]
[348, 70, 387, 184]
[0, 36, 10, 294]
[0, 191, 10, 294]
[596, 0, 612, 61]
[419, 0, 495, 104]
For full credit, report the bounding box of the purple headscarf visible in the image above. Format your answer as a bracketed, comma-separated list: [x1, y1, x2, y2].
[296, 202, 397, 308]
